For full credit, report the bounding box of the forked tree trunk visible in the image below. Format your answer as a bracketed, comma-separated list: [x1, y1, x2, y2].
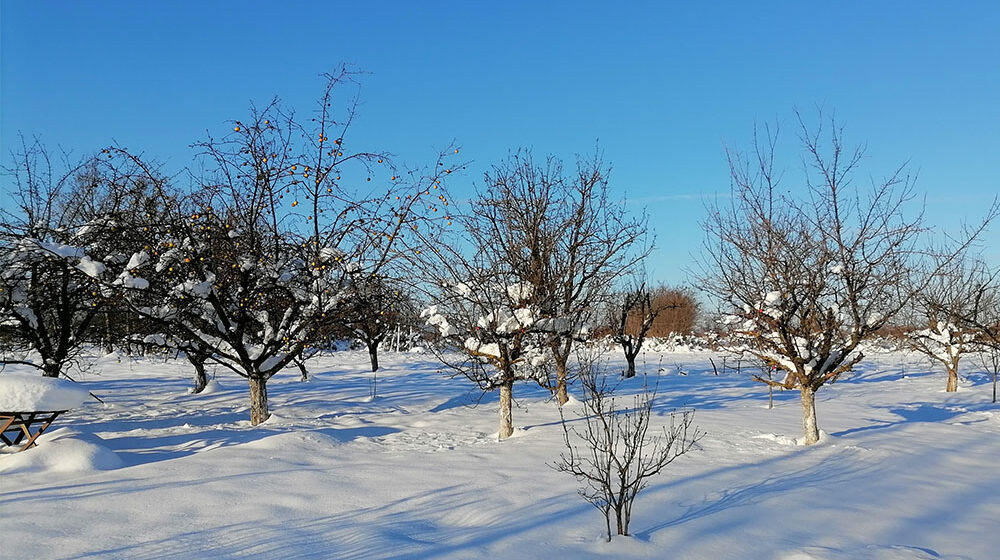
[624, 351, 638, 378]
[297, 360, 308, 382]
[42, 362, 61, 378]
[249, 375, 270, 426]
[619, 338, 638, 378]
[800, 385, 820, 445]
[498, 379, 514, 439]
[615, 501, 631, 536]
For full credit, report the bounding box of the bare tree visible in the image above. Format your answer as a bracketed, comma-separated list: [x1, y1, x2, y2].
[341, 275, 416, 373]
[540, 152, 650, 404]
[113, 68, 458, 425]
[944, 264, 1000, 401]
[420, 269, 552, 439]
[416, 149, 645, 435]
[700, 113, 997, 444]
[0, 137, 162, 377]
[906, 257, 988, 392]
[554, 354, 703, 541]
[608, 283, 674, 378]
[937, 263, 1000, 340]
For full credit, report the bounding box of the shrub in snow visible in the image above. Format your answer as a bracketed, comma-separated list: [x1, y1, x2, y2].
[554, 358, 702, 541]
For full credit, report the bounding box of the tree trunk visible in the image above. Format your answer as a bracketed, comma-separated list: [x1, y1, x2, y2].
[249, 375, 270, 426]
[297, 361, 308, 382]
[103, 311, 113, 354]
[624, 352, 637, 378]
[188, 354, 208, 394]
[767, 367, 774, 409]
[945, 361, 959, 392]
[498, 380, 514, 439]
[800, 385, 820, 445]
[620, 339, 637, 378]
[554, 353, 569, 405]
[42, 363, 60, 378]
[367, 340, 380, 372]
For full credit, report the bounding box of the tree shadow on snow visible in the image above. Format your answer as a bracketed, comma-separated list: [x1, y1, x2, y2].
[832, 402, 978, 437]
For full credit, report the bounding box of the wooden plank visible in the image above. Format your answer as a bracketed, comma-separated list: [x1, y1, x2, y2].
[0, 411, 68, 451]
[0, 414, 19, 446]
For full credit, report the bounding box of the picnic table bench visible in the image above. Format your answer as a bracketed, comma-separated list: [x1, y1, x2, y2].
[0, 410, 68, 452]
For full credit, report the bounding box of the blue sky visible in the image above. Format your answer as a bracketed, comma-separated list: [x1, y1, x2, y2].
[2, 1, 997, 284]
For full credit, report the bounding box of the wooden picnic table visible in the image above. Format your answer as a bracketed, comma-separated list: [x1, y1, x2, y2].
[0, 410, 68, 452]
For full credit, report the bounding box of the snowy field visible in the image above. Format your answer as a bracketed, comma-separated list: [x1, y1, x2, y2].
[2, 348, 999, 560]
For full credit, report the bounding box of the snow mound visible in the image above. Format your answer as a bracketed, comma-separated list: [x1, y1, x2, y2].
[491, 426, 529, 440]
[239, 431, 341, 452]
[754, 430, 831, 446]
[0, 428, 122, 474]
[562, 394, 583, 406]
[0, 374, 91, 411]
[189, 379, 223, 395]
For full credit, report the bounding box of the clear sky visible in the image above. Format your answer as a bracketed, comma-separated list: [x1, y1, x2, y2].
[2, 1, 998, 285]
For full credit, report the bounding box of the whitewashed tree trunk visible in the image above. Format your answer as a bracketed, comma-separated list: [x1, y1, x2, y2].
[945, 357, 960, 392]
[801, 386, 820, 445]
[498, 380, 514, 439]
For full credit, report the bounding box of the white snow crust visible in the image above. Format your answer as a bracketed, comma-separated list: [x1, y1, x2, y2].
[0, 348, 997, 559]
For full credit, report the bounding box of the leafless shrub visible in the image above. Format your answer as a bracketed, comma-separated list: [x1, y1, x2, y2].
[554, 354, 703, 541]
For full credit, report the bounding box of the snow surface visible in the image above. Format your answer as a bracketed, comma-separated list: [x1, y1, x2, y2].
[0, 373, 91, 411]
[1, 349, 998, 559]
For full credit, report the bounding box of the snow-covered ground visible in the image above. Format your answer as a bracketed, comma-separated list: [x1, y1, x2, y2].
[2, 348, 998, 559]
